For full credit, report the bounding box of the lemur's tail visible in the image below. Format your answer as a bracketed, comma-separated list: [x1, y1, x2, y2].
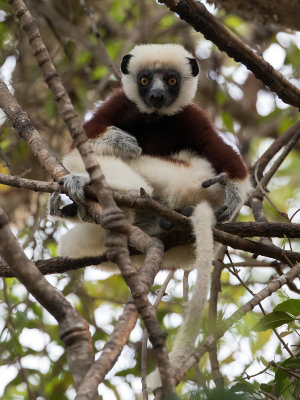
[170, 201, 215, 364]
[148, 201, 215, 391]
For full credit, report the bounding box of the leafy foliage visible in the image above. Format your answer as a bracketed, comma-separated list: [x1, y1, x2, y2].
[0, 1, 300, 399]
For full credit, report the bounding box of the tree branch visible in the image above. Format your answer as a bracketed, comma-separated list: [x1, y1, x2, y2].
[10, 0, 176, 393]
[159, 0, 300, 108]
[0, 206, 94, 390]
[173, 263, 300, 383]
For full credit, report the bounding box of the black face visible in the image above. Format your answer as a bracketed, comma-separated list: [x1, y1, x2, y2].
[137, 68, 181, 110]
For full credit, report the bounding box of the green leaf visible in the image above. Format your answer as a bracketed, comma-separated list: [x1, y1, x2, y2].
[221, 111, 234, 132]
[274, 299, 300, 316]
[260, 383, 273, 393]
[252, 311, 294, 332]
[259, 356, 269, 367]
[281, 358, 300, 369]
[230, 381, 256, 394]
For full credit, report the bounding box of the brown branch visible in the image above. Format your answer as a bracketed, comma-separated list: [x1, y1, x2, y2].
[213, 229, 300, 264]
[10, 0, 176, 393]
[141, 268, 176, 397]
[0, 172, 61, 193]
[0, 81, 68, 180]
[75, 221, 168, 399]
[0, 255, 107, 278]
[253, 121, 300, 180]
[225, 253, 294, 358]
[216, 222, 300, 238]
[3, 172, 300, 240]
[208, 246, 226, 389]
[172, 263, 300, 384]
[258, 129, 300, 190]
[159, 0, 300, 108]
[0, 206, 94, 390]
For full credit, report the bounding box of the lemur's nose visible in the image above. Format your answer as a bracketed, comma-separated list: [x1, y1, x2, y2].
[149, 89, 165, 108]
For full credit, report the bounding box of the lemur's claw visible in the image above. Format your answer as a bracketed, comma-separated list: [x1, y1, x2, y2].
[180, 205, 195, 217]
[159, 218, 173, 230]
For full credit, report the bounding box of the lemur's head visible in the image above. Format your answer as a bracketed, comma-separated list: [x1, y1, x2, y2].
[121, 44, 199, 116]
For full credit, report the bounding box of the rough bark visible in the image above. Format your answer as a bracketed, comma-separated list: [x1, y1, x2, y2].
[207, 0, 300, 31]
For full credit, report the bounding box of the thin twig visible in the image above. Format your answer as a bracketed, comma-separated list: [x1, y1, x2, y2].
[225, 251, 294, 358]
[172, 264, 300, 383]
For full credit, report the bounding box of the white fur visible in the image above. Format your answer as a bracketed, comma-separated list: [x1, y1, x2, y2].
[63, 148, 153, 196]
[122, 44, 199, 115]
[148, 201, 215, 391]
[130, 150, 224, 210]
[57, 148, 153, 268]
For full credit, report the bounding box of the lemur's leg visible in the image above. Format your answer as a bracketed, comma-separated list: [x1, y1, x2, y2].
[202, 173, 251, 222]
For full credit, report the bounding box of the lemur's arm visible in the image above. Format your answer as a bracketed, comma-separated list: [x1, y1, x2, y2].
[50, 90, 142, 219]
[83, 89, 142, 159]
[184, 105, 250, 221]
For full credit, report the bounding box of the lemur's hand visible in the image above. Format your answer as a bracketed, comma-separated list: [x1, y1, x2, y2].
[97, 126, 142, 160]
[49, 174, 91, 222]
[59, 174, 90, 204]
[202, 173, 241, 222]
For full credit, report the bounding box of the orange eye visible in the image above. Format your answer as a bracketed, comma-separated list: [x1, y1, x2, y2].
[168, 77, 177, 86]
[140, 77, 149, 86]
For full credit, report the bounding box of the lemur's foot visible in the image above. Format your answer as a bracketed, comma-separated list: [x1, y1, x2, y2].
[50, 174, 91, 221]
[49, 192, 63, 217]
[159, 205, 195, 230]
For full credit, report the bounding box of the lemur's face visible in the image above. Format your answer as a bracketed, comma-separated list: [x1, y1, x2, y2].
[137, 68, 180, 110]
[121, 44, 199, 116]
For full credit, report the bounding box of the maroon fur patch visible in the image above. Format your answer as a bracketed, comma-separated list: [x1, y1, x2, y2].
[83, 89, 248, 180]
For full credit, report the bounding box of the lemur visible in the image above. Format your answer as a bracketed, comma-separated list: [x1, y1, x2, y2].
[50, 44, 251, 387]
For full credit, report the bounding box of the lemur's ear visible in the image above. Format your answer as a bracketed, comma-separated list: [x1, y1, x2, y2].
[187, 57, 199, 77]
[121, 54, 133, 74]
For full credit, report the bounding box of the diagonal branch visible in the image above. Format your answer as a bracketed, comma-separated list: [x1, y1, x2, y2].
[0, 206, 94, 390]
[10, 0, 176, 393]
[173, 263, 300, 383]
[76, 224, 167, 399]
[159, 0, 300, 108]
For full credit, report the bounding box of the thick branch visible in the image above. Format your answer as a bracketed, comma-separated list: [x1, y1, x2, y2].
[0, 172, 61, 193]
[159, 0, 300, 108]
[10, 0, 175, 392]
[213, 229, 300, 264]
[76, 223, 166, 399]
[0, 255, 107, 278]
[217, 221, 300, 238]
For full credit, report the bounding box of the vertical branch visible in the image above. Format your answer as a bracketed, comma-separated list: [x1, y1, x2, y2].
[208, 246, 225, 389]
